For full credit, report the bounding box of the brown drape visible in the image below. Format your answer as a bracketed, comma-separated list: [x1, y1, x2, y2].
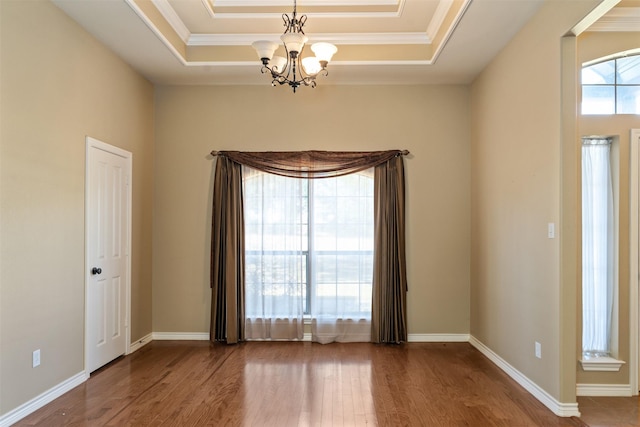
[210, 156, 245, 344]
[372, 156, 408, 343]
[210, 150, 408, 344]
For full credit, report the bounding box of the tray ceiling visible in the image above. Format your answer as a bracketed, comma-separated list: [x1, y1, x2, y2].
[51, 0, 638, 86]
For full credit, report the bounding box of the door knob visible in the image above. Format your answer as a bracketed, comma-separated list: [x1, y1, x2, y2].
[91, 267, 102, 275]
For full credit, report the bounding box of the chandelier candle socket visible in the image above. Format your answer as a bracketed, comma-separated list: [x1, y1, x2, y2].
[251, 0, 337, 93]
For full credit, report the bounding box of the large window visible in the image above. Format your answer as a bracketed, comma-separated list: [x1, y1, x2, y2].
[582, 54, 640, 115]
[243, 166, 374, 342]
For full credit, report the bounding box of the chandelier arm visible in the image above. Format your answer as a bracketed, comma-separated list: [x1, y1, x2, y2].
[292, 46, 312, 80]
[281, 46, 293, 81]
[298, 15, 307, 33]
[271, 77, 287, 87]
[282, 13, 291, 32]
[253, 0, 335, 93]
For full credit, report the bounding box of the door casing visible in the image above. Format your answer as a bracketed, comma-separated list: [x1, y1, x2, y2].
[628, 129, 640, 395]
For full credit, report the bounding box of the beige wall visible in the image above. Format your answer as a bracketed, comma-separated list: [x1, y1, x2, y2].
[576, 31, 640, 386]
[0, 0, 154, 415]
[2, 0, 625, 420]
[470, 0, 601, 403]
[152, 85, 471, 336]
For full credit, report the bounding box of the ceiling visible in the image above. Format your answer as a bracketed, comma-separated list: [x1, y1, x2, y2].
[51, 0, 639, 87]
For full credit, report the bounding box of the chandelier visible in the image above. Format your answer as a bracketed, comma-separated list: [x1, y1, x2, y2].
[251, 0, 338, 93]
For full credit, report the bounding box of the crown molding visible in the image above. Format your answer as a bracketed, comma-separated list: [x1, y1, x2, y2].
[426, 0, 453, 42]
[185, 59, 435, 67]
[429, 0, 471, 65]
[198, 0, 405, 19]
[202, 0, 216, 19]
[212, 0, 400, 6]
[152, 0, 190, 42]
[587, 7, 640, 32]
[208, 11, 403, 19]
[188, 32, 430, 46]
[126, 0, 189, 65]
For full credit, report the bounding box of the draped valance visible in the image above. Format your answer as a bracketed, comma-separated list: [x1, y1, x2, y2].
[210, 149, 409, 179]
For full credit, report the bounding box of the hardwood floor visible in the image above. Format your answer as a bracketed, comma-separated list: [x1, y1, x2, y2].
[577, 395, 640, 427]
[16, 341, 591, 426]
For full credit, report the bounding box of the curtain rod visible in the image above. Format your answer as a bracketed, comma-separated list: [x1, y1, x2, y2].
[210, 150, 410, 156]
[582, 136, 612, 146]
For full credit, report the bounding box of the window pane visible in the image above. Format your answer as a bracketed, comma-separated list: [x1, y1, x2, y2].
[315, 254, 336, 283]
[314, 223, 337, 250]
[582, 85, 615, 115]
[337, 197, 360, 223]
[582, 61, 616, 84]
[313, 178, 335, 197]
[617, 56, 640, 84]
[616, 85, 640, 114]
[337, 255, 361, 283]
[313, 196, 336, 224]
[336, 174, 361, 196]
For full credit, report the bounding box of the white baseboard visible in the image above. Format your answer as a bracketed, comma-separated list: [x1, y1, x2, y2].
[408, 333, 470, 342]
[469, 336, 580, 418]
[576, 383, 633, 396]
[152, 332, 209, 340]
[0, 371, 88, 427]
[128, 333, 153, 354]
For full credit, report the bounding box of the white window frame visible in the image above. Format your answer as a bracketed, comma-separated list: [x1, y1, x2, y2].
[581, 52, 640, 115]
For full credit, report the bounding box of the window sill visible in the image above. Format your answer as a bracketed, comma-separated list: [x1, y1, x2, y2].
[579, 356, 626, 372]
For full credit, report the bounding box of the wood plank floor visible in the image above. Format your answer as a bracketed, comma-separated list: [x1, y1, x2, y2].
[577, 395, 640, 427]
[16, 341, 591, 426]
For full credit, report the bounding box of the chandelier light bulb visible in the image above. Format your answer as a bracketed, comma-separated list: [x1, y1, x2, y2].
[302, 56, 322, 75]
[251, 40, 278, 63]
[271, 56, 287, 73]
[281, 33, 308, 56]
[311, 42, 338, 63]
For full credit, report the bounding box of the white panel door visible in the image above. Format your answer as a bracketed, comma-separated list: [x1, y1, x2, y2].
[86, 137, 131, 373]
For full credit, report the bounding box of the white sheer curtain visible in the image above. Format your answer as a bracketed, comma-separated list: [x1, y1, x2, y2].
[582, 138, 614, 356]
[242, 166, 374, 343]
[310, 171, 374, 344]
[243, 167, 305, 340]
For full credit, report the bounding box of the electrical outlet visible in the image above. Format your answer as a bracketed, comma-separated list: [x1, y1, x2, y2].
[535, 342, 542, 359]
[32, 349, 41, 367]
